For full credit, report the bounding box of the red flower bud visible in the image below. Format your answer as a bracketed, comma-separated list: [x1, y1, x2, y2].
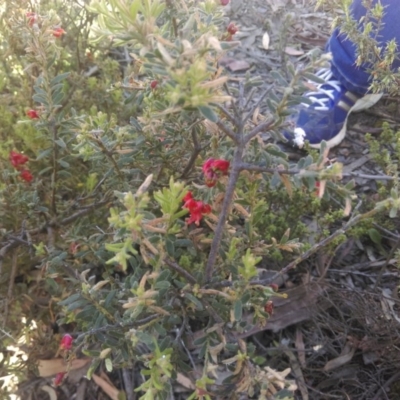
[150, 80, 158, 89]
[9, 151, 29, 168]
[227, 23, 238, 35]
[60, 334, 73, 350]
[26, 12, 37, 26]
[202, 158, 230, 187]
[52, 27, 66, 38]
[269, 284, 279, 292]
[26, 109, 39, 119]
[264, 301, 274, 315]
[220, 0, 230, 5]
[53, 372, 66, 386]
[20, 169, 33, 183]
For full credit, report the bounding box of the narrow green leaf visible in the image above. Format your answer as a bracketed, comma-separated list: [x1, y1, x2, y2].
[198, 105, 218, 122]
[55, 138, 66, 149]
[51, 72, 70, 86]
[234, 300, 242, 321]
[184, 293, 204, 310]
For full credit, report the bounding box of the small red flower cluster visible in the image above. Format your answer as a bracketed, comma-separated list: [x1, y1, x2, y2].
[227, 23, 238, 35]
[26, 12, 37, 27]
[52, 27, 66, 38]
[264, 300, 274, 315]
[26, 109, 39, 119]
[269, 284, 279, 292]
[202, 158, 230, 187]
[53, 335, 73, 386]
[225, 22, 238, 41]
[60, 334, 73, 350]
[183, 192, 211, 226]
[9, 151, 33, 183]
[54, 372, 66, 386]
[150, 80, 158, 89]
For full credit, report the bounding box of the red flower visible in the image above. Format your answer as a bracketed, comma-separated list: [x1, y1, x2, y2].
[20, 170, 33, 183]
[26, 12, 37, 26]
[264, 301, 274, 315]
[52, 27, 66, 38]
[53, 372, 66, 386]
[220, 0, 230, 5]
[60, 334, 73, 350]
[269, 284, 279, 292]
[183, 192, 211, 226]
[150, 80, 158, 89]
[26, 109, 39, 119]
[227, 23, 238, 35]
[202, 158, 230, 187]
[10, 151, 29, 168]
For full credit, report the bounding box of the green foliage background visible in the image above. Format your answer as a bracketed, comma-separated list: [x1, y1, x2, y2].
[0, 0, 399, 399]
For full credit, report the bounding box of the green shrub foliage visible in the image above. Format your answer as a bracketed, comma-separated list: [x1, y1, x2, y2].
[0, 0, 398, 399]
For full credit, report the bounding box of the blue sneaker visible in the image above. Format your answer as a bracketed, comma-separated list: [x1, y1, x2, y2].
[284, 68, 382, 149]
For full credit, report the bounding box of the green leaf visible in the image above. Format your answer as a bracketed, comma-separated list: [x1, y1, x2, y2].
[166, 238, 175, 257]
[233, 300, 242, 321]
[302, 72, 327, 84]
[55, 138, 67, 149]
[368, 228, 382, 245]
[52, 91, 65, 105]
[37, 148, 53, 160]
[32, 93, 49, 106]
[105, 358, 113, 372]
[104, 289, 117, 308]
[67, 299, 89, 311]
[157, 269, 171, 282]
[59, 293, 81, 306]
[87, 359, 101, 380]
[51, 72, 70, 86]
[198, 105, 218, 122]
[155, 280, 170, 290]
[58, 159, 70, 168]
[183, 293, 204, 311]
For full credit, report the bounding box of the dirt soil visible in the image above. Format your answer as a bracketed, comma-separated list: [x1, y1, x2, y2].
[20, 1, 400, 399]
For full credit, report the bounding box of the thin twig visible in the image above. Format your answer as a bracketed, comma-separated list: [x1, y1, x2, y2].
[75, 315, 160, 341]
[239, 163, 395, 181]
[4, 251, 18, 325]
[179, 128, 205, 179]
[215, 103, 238, 125]
[372, 371, 400, 400]
[59, 199, 110, 225]
[164, 258, 196, 284]
[243, 87, 258, 112]
[205, 147, 243, 282]
[223, 82, 240, 122]
[373, 235, 400, 289]
[215, 119, 238, 143]
[242, 86, 272, 124]
[0, 199, 111, 262]
[244, 117, 276, 142]
[261, 207, 383, 284]
[50, 119, 58, 216]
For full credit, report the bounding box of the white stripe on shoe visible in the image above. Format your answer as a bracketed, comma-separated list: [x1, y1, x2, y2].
[309, 92, 383, 149]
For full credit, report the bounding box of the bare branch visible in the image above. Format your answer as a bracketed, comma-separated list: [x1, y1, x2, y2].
[244, 117, 276, 142]
[216, 119, 239, 143]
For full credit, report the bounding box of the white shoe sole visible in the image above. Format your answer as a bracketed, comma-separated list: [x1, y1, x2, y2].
[309, 93, 383, 149]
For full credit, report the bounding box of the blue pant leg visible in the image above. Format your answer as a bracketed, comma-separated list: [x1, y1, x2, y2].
[327, 0, 400, 94]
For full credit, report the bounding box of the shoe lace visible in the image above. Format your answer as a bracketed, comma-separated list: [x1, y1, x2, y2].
[303, 68, 342, 111]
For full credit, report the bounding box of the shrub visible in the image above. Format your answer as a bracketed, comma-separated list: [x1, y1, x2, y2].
[1, 0, 399, 399]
